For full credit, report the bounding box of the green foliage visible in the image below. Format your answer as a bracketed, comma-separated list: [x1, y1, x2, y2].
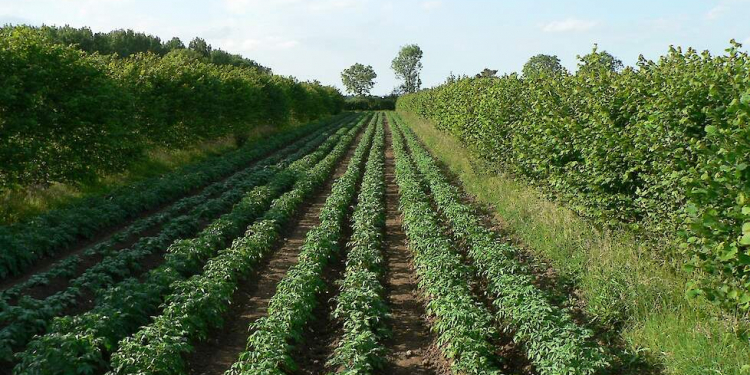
[391, 44, 423, 93]
[228, 115, 377, 374]
[392, 113, 608, 375]
[522, 54, 565, 77]
[396, 41, 750, 312]
[12, 117, 365, 374]
[328, 114, 388, 373]
[344, 96, 396, 111]
[341, 63, 377, 96]
[388, 113, 502, 374]
[0, 26, 342, 189]
[475, 68, 498, 78]
[576, 45, 623, 74]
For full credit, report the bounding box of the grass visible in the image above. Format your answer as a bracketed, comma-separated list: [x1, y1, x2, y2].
[0, 125, 278, 225]
[398, 110, 750, 375]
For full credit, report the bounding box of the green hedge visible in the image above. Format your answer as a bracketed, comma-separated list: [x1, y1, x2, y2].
[344, 96, 396, 111]
[0, 26, 344, 188]
[397, 43, 750, 311]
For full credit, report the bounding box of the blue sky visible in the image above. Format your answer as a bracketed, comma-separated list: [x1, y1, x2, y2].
[2, 0, 749, 95]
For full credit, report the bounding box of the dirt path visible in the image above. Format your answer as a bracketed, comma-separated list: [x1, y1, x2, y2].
[185, 129, 363, 375]
[380, 124, 443, 375]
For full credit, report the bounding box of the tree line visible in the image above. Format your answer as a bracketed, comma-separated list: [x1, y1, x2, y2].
[0, 25, 344, 189]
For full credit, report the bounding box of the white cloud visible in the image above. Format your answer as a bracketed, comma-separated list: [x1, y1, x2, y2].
[421, 0, 442, 10]
[541, 18, 598, 33]
[706, 4, 729, 20]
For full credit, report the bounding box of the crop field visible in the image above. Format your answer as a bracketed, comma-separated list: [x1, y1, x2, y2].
[0, 110, 622, 375]
[2, 8, 749, 374]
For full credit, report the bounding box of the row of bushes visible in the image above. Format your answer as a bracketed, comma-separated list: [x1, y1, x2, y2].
[0, 26, 344, 187]
[344, 95, 396, 111]
[397, 43, 750, 311]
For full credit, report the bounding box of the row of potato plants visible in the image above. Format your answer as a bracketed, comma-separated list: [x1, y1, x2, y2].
[387, 113, 503, 375]
[104, 115, 378, 375]
[0, 115, 352, 302]
[393, 114, 609, 375]
[226, 114, 380, 374]
[0, 113, 348, 280]
[0, 117, 353, 364]
[11, 116, 368, 374]
[327, 114, 389, 373]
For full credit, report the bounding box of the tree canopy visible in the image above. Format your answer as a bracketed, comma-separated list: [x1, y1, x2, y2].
[577, 45, 623, 74]
[522, 54, 565, 78]
[341, 63, 377, 96]
[391, 44, 423, 93]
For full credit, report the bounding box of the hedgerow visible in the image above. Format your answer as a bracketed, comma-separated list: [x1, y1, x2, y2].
[397, 42, 750, 312]
[0, 26, 344, 188]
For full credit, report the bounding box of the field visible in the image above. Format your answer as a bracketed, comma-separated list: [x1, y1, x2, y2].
[0, 109, 660, 375]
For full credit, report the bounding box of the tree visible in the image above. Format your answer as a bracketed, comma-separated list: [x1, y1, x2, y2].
[522, 54, 564, 78]
[577, 45, 623, 74]
[188, 37, 212, 58]
[341, 63, 377, 96]
[164, 37, 185, 51]
[475, 68, 498, 78]
[391, 44, 423, 93]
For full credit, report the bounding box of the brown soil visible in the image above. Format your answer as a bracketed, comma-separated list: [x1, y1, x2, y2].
[380, 123, 444, 375]
[185, 128, 362, 375]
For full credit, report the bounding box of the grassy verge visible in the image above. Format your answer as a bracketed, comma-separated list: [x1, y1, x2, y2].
[0, 125, 279, 225]
[398, 110, 750, 375]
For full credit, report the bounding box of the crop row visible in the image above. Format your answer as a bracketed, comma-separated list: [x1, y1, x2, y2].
[327, 113, 388, 373]
[1, 114, 352, 302]
[392, 113, 608, 375]
[388, 113, 502, 375]
[0, 113, 349, 280]
[0, 116, 355, 365]
[11, 115, 368, 374]
[103, 114, 378, 375]
[226, 114, 380, 374]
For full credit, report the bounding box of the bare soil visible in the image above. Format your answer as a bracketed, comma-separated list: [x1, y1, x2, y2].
[380, 124, 445, 375]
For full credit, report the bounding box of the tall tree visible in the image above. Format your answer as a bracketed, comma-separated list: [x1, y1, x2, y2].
[391, 44, 423, 93]
[475, 68, 498, 78]
[341, 63, 377, 96]
[577, 45, 623, 74]
[164, 37, 185, 51]
[188, 37, 212, 58]
[522, 54, 565, 77]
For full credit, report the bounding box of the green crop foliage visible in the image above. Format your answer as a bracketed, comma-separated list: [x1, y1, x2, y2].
[327, 114, 388, 374]
[227, 114, 378, 374]
[392, 113, 608, 375]
[389, 114, 502, 375]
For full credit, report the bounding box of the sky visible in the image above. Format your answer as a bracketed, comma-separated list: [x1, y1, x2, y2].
[1, 0, 749, 95]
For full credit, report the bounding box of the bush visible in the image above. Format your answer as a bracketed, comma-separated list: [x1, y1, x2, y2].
[344, 96, 396, 111]
[0, 26, 344, 188]
[397, 42, 750, 311]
